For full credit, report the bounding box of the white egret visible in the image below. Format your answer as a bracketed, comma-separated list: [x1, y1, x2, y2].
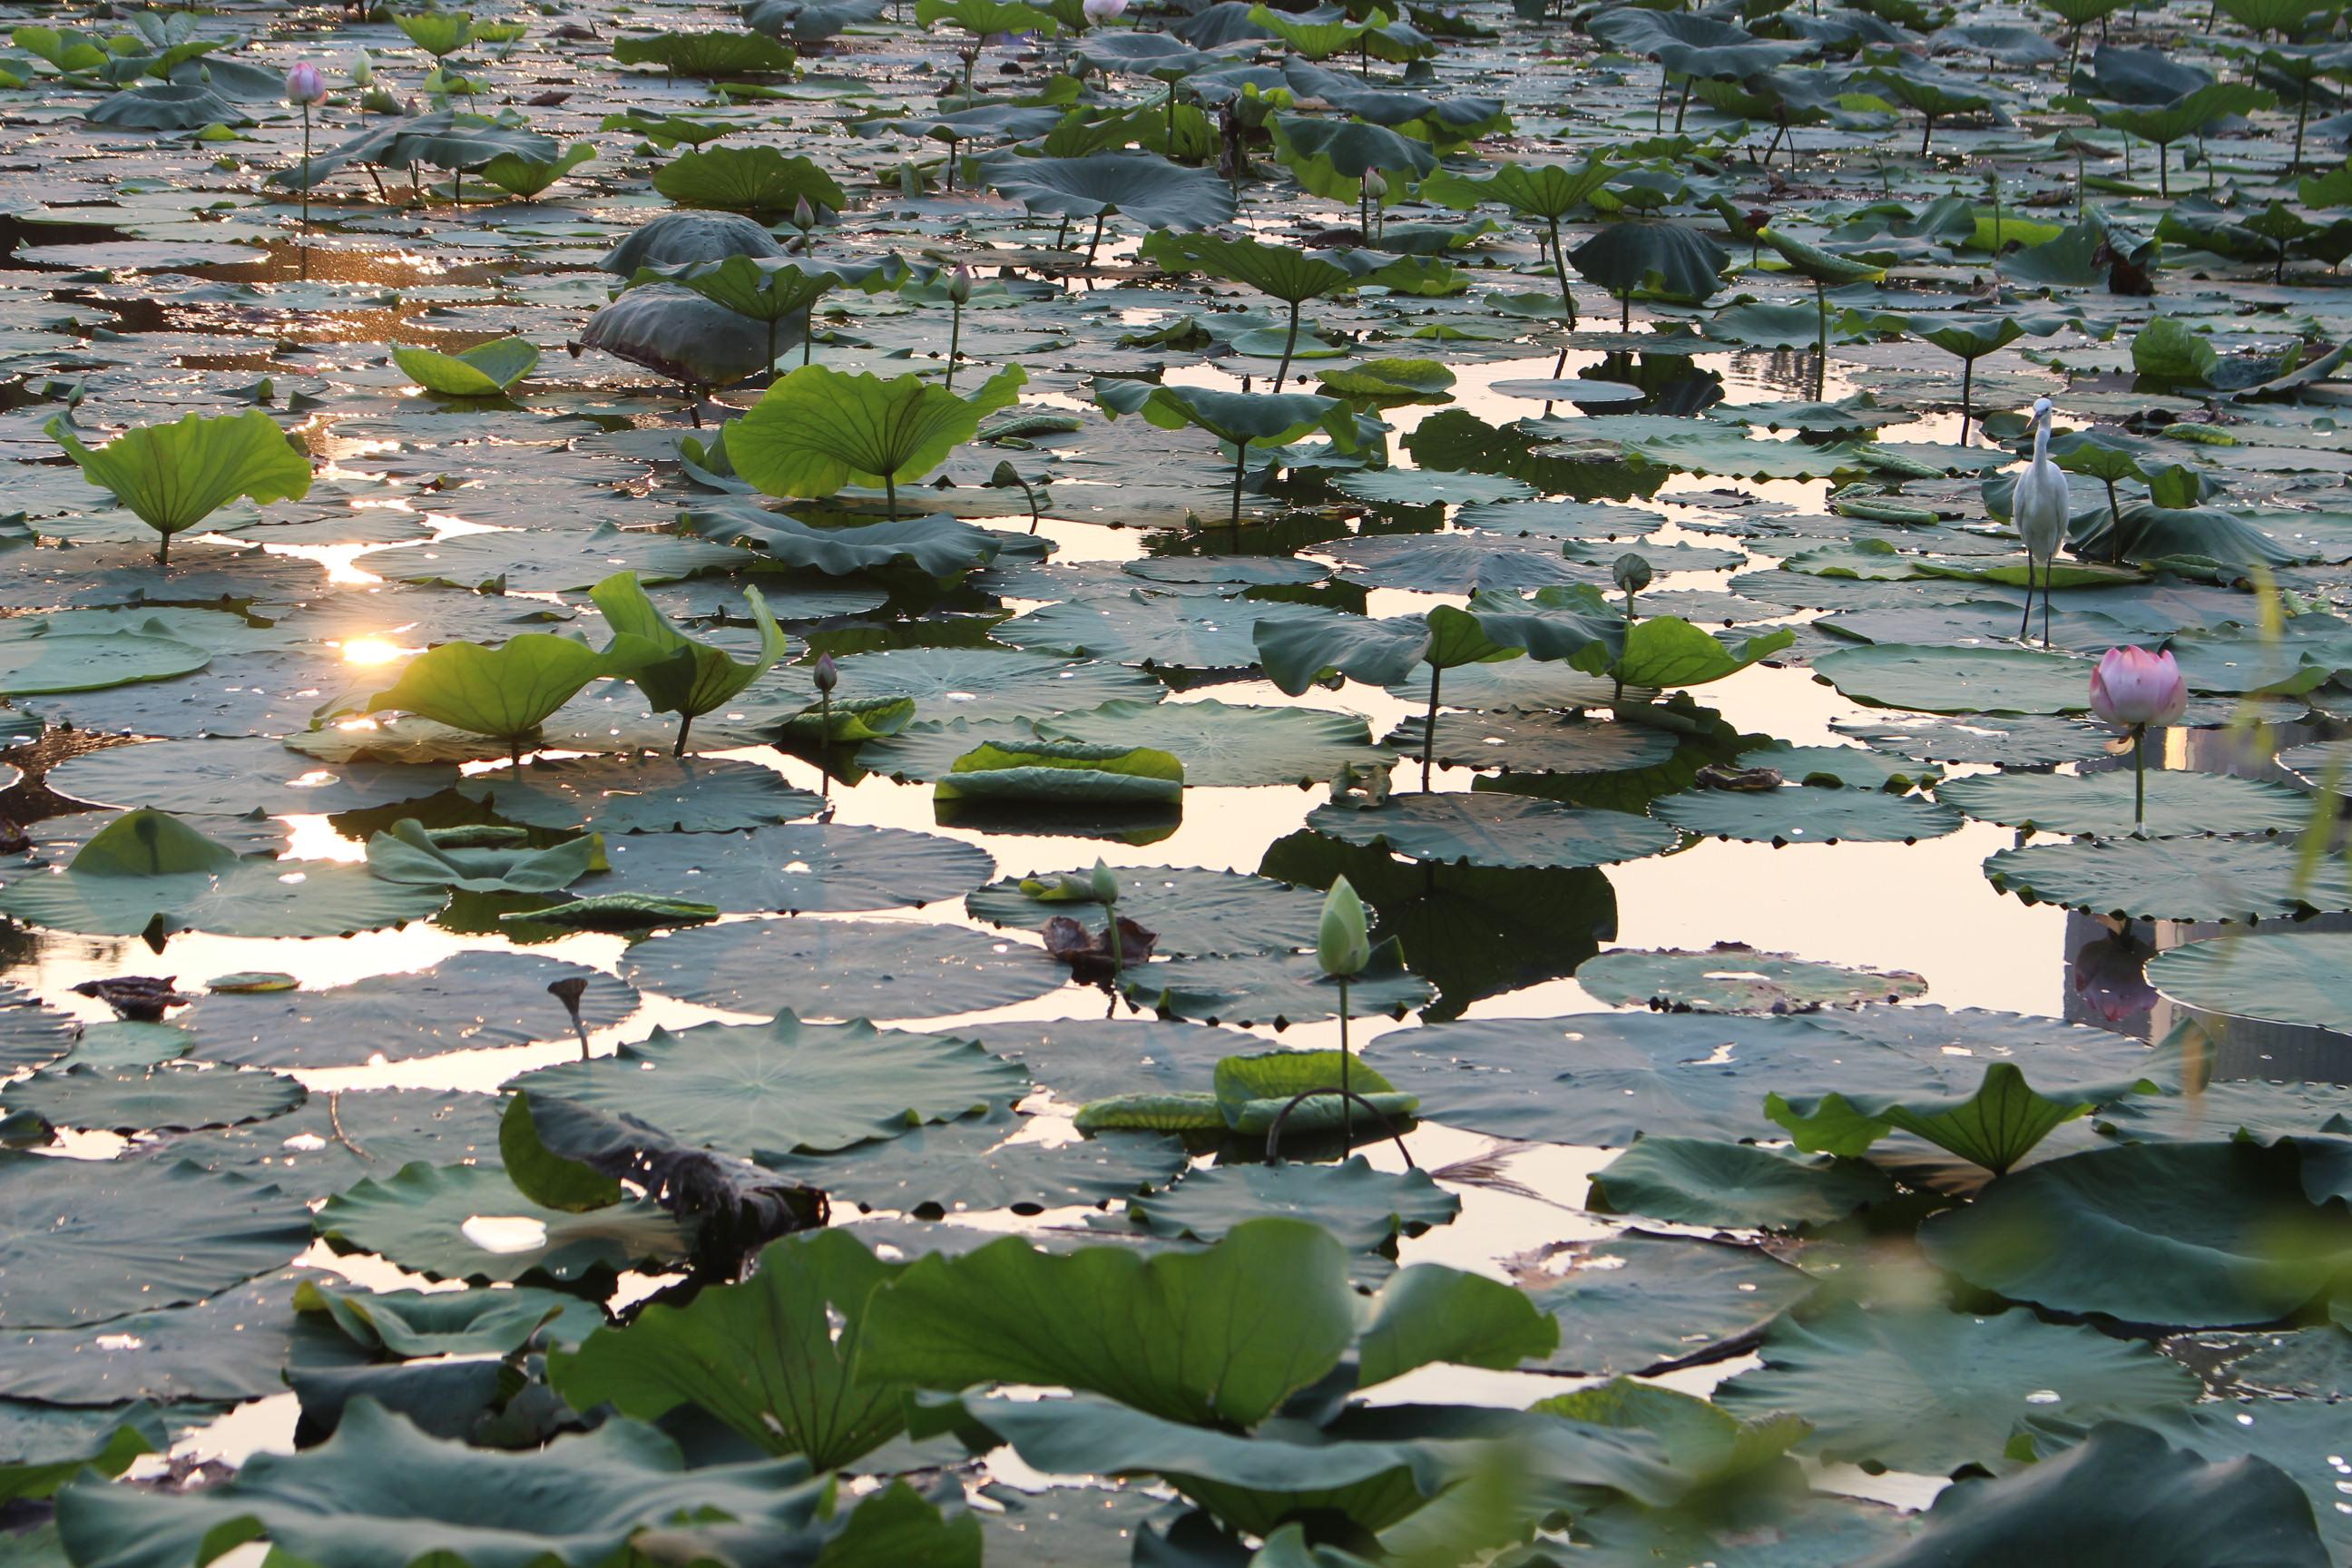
[2013, 396, 2069, 649]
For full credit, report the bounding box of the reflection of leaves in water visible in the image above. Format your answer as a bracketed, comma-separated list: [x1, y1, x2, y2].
[1259, 829, 1616, 1021]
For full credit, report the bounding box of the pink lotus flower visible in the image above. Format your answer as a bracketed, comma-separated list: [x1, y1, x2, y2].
[2088, 646, 2187, 730]
[286, 63, 328, 104]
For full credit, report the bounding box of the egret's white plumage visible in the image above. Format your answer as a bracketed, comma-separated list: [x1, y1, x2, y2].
[2013, 396, 2069, 648]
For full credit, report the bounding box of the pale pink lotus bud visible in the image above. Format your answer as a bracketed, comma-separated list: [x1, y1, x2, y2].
[286, 63, 328, 104]
[946, 263, 974, 304]
[1083, 0, 1128, 23]
[2088, 646, 2187, 730]
[792, 194, 817, 230]
[812, 652, 838, 693]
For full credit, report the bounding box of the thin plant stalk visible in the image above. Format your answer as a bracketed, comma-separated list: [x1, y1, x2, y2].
[946, 296, 963, 393]
[299, 101, 313, 250]
[2132, 724, 2147, 835]
[1085, 211, 1108, 266]
[1272, 299, 1301, 392]
[1227, 439, 1250, 530]
[1336, 975, 1353, 1146]
[1544, 215, 1576, 325]
[818, 686, 833, 796]
[1420, 665, 1440, 789]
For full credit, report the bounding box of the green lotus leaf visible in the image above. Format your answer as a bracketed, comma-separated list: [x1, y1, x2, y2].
[1587, 1137, 1896, 1230]
[0, 809, 446, 940]
[1305, 793, 1678, 870]
[1122, 941, 1434, 1028]
[0, 1062, 303, 1136]
[48, 410, 312, 564]
[975, 152, 1236, 229]
[681, 501, 1021, 580]
[1654, 782, 1965, 847]
[1529, 1232, 1815, 1377]
[582, 284, 783, 391]
[0, 622, 211, 699]
[916, 0, 1061, 34]
[1862, 1420, 2328, 1568]
[590, 572, 789, 754]
[1811, 642, 2095, 715]
[0, 1152, 314, 1329]
[87, 83, 252, 131]
[296, 1280, 604, 1358]
[458, 755, 818, 834]
[652, 145, 847, 216]
[1920, 1139, 2352, 1326]
[936, 738, 1184, 804]
[1984, 835, 2352, 923]
[1570, 221, 1730, 308]
[316, 1161, 695, 1287]
[363, 818, 601, 895]
[1575, 945, 1928, 1013]
[1034, 699, 1381, 788]
[324, 633, 638, 754]
[0, 1405, 166, 1505]
[475, 141, 595, 198]
[51, 1399, 952, 1568]
[2148, 930, 2352, 1032]
[390, 336, 539, 397]
[1769, 1056, 2165, 1172]
[1268, 115, 1437, 202]
[861, 1217, 1356, 1425]
[600, 211, 785, 275]
[1715, 1306, 2200, 1477]
[730, 363, 1027, 512]
[1092, 376, 1362, 446]
[612, 29, 797, 75]
[1210, 1047, 1416, 1134]
[507, 1012, 1029, 1156]
[549, 1230, 906, 1469]
[1936, 769, 2312, 838]
[760, 1102, 1185, 1213]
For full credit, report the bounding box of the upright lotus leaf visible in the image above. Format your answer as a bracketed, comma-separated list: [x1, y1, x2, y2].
[1607, 619, 1795, 691]
[652, 147, 848, 217]
[2092, 83, 2276, 195]
[601, 211, 785, 275]
[1856, 1421, 2329, 1568]
[916, 0, 1061, 34]
[1137, 231, 1455, 387]
[477, 142, 596, 200]
[363, 819, 601, 896]
[1267, 117, 1438, 205]
[731, 364, 1027, 518]
[391, 337, 539, 397]
[612, 30, 797, 76]
[395, 8, 476, 58]
[858, 1217, 1357, 1426]
[976, 153, 1237, 253]
[581, 284, 781, 397]
[48, 410, 312, 565]
[0, 809, 447, 941]
[1253, 604, 1518, 785]
[626, 254, 911, 371]
[1416, 156, 1615, 322]
[1093, 377, 1366, 527]
[320, 634, 642, 765]
[1570, 222, 1730, 327]
[51, 1400, 884, 1568]
[590, 572, 789, 755]
[1919, 1140, 2352, 1327]
[1767, 1056, 2166, 1173]
[549, 1230, 906, 1471]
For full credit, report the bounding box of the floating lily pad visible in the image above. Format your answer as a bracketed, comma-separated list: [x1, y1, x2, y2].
[1936, 771, 2313, 838]
[0, 1404, 164, 1505]
[1122, 1157, 1457, 1251]
[766, 1108, 1187, 1216]
[597, 823, 995, 914]
[965, 867, 1323, 958]
[0, 1271, 360, 1406]
[0, 1153, 313, 1328]
[0, 1063, 302, 1135]
[1305, 793, 1679, 869]
[174, 953, 638, 1070]
[1387, 711, 1679, 776]
[458, 756, 820, 833]
[45, 739, 460, 818]
[1920, 1139, 2352, 1327]
[508, 1013, 1029, 1157]
[823, 647, 1161, 725]
[1655, 784, 1964, 846]
[1036, 700, 1382, 788]
[1716, 1305, 2202, 1477]
[2147, 932, 2352, 1032]
[619, 917, 1065, 1019]
[1985, 836, 2352, 922]
[0, 810, 448, 941]
[137, 1089, 505, 1202]
[1811, 643, 2096, 715]
[1588, 1137, 1898, 1229]
[949, 1018, 1260, 1104]
[1526, 1232, 1815, 1377]
[1122, 945, 1434, 1029]
[316, 1162, 694, 1288]
[1576, 945, 1928, 1013]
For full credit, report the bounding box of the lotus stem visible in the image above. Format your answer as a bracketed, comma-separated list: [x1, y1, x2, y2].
[1273, 299, 1301, 392]
[1545, 215, 1576, 326]
[1085, 211, 1107, 266]
[673, 712, 691, 759]
[1421, 665, 1444, 789]
[299, 103, 312, 249]
[803, 305, 816, 366]
[156, 530, 170, 567]
[1812, 278, 1828, 398]
[1337, 975, 1353, 1146]
[946, 299, 962, 393]
[1960, 357, 1972, 443]
[1672, 76, 1691, 132]
[1228, 440, 1249, 531]
[2132, 725, 2147, 835]
[1105, 912, 1123, 976]
[819, 688, 833, 796]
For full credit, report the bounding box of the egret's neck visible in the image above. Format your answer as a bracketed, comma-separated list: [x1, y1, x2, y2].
[2031, 412, 2051, 463]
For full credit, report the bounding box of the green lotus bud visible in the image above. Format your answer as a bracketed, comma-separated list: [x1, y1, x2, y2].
[1361, 168, 1388, 201]
[812, 652, 838, 693]
[1318, 877, 1369, 978]
[990, 460, 1022, 488]
[349, 52, 375, 87]
[946, 263, 974, 305]
[1612, 552, 1653, 595]
[793, 194, 817, 230]
[1089, 858, 1120, 906]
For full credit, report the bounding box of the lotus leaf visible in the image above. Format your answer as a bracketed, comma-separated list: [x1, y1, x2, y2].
[391, 337, 539, 397]
[49, 410, 312, 565]
[619, 917, 1060, 1017]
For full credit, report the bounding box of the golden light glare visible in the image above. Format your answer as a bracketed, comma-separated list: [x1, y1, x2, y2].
[340, 636, 406, 667]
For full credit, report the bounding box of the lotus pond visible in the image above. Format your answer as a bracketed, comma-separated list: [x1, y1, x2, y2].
[1, 0, 2351, 1562]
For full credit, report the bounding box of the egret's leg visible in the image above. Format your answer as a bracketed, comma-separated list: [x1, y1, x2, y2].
[2042, 562, 2053, 650]
[2018, 556, 2034, 641]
